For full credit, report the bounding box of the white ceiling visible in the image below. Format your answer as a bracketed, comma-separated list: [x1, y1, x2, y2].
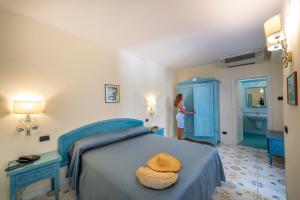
[0, 0, 283, 68]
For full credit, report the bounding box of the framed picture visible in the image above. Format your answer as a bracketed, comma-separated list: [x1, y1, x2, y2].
[287, 71, 298, 105]
[105, 84, 120, 103]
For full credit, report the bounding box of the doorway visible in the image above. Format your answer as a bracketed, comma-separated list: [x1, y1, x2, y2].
[229, 75, 285, 199]
[234, 76, 269, 149]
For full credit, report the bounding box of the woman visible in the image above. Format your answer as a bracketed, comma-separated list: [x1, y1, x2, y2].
[174, 94, 195, 140]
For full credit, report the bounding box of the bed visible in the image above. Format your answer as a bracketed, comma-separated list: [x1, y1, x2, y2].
[58, 118, 225, 200]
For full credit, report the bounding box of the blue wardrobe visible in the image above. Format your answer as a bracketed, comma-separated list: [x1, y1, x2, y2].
[178, 78, 220, 145]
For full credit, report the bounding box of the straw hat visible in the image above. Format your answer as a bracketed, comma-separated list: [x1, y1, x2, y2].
[147, 153, 181, 172]
[136, 167, 178, 189]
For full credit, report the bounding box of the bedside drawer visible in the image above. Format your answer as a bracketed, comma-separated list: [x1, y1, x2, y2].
[15, 164, 57, 187]
[269, 139, 284, 156]
[7, 151, 61, 200]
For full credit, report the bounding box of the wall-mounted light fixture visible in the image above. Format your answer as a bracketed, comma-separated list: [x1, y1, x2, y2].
[146, 96, 156, 117]
[260, 89, 264, 94]
[264, 14, 292, 68]
[12, 100, 43, 136]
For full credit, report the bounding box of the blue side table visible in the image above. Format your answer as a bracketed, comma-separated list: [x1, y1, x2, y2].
[6, 151, 61, 200]
[267, 130, 284, 165]
[152, 127, 164, 136]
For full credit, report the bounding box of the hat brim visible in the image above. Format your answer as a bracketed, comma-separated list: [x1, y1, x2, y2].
[147, 153, 181, 172]
[136, 167, 178, 189]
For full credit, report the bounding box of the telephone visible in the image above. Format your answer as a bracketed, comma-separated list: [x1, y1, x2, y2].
[5, 155, 41, 171]
[17, 155, 41, 163]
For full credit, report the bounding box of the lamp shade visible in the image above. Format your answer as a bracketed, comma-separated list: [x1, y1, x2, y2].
[147, 96, 156, 107]
[264, 14, 284, 43]
[13, 101, 42, 114]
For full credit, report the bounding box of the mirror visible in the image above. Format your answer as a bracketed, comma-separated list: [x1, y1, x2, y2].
[246, 87, 267, 107]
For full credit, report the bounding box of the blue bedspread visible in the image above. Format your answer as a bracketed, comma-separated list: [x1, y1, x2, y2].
[67, 126, 151, 192]
[67, 128, 225, 200]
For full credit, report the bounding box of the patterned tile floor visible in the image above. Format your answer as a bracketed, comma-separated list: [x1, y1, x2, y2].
[32, 145, 286, 200]
[212, 145, 286, 200]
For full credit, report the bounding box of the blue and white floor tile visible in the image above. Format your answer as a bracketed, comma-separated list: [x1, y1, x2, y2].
[32, 145, 286, 200]
[212, 145, 286, 200]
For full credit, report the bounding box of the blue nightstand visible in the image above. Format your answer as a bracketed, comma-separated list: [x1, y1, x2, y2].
[267, 130, 284, 165]
[6, 151, 61, 200]
[152, 128, 164, 136]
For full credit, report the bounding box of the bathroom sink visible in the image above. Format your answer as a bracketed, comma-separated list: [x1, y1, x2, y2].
[245, 113, 267, 129]
[245, 113, 268, 121]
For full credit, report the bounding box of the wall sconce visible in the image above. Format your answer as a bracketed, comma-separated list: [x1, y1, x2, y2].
[260, 89, 264, 94]
[146, 96, 156, 117]
[264, 14, 292, 68]
[12, 100, 43, 136]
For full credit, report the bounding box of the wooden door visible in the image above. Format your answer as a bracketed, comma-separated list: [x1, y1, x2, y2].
[194, 83, 214, 137]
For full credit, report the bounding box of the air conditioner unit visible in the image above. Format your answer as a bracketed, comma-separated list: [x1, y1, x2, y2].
[220, 49, 265, 68]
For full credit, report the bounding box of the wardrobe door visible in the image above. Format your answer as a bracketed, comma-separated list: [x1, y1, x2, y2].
[214, 82, 221, 143]
[194, 83, 214, 137]
[179, 85, 194, 136]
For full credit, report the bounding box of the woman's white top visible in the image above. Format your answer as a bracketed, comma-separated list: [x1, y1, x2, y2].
[176, 104, 185, 128]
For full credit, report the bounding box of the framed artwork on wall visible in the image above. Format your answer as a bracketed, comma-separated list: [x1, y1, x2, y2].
[105, 84, 120, 103]
[287, 71, 298, 105]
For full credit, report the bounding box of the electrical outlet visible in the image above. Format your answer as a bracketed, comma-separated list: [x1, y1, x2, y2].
[39, 135, 50, 142]
[278, 96, 283, 100]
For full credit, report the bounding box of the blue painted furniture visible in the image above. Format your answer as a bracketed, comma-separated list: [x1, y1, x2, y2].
[178, 78, 220, 145]
[6, 151, 61, 200]
[58, 118, 144, 166]
[152, 128, 164, 136]
[267, 130, 284, 165]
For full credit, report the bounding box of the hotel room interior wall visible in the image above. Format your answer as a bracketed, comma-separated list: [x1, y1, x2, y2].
[117, 52, 175, 137]
[282, 0, 300, 199]
[175, 61, 283, 145]
[0, 8, 174, 200]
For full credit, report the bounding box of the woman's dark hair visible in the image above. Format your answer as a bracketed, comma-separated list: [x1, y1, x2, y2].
[174, 94, 183, 107]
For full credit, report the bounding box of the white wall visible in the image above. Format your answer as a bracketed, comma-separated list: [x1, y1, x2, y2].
[282, 0, 300, 199]
[0, 8, 174, 200]
[175, 61, 283, 145]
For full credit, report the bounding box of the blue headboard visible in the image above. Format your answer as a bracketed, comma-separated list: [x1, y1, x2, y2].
[58, 118, 144, 166]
